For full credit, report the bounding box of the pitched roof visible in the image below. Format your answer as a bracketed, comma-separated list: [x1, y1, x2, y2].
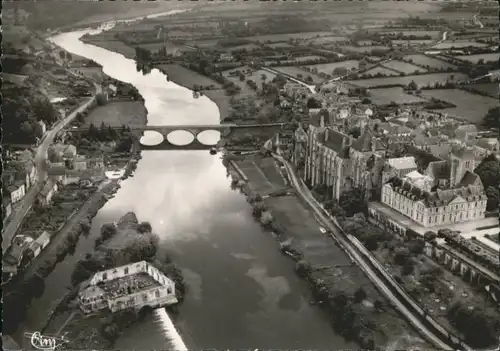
[40, 179, 57, 196]
[320, 128, 350, 156]
[459, 170, 483, 188]
[426, 160, 450, 179]
[351, 128, 385, 152]
[476, 138, 500, 150]
[451, 145, 475, 159]
[387, 156, 417, 170]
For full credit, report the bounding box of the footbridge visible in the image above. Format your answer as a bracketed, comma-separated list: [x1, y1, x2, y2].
[66, 123, 285, 150]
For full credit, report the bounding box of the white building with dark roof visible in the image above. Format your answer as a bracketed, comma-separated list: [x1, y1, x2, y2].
[380, 146, 488, 227]
[79, 260, 177, 314]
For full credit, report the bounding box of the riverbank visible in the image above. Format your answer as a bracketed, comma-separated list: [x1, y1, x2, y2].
[226, 153, 431, 350]
[80, 35, 231, 122]
[41, 212, 185, 350]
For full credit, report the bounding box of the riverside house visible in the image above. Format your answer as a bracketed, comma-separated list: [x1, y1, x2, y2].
[37, 179, 58, 206]
[26, 231, 51, 259]
[78, 261, 178, 314]
[3, 197, 13, 222]
[7, 181, 26, 204]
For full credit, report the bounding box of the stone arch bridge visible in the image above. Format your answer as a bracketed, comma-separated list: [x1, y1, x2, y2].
[66, 123, 285, 150]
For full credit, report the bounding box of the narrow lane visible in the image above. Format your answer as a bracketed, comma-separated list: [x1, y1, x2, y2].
[2, 84, 102, 255]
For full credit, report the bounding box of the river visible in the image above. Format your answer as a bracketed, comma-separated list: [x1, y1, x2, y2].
[17, 13, 355, 350]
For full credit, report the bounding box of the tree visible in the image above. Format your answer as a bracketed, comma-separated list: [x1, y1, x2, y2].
[306, 97, 322, 109]
[100, 223, 117, 242]
[138, 222, 152, 233]
[58, 51, 66, 60]
[66, 52, 72, 61]
[394, 246, 410, 265]
[96, 93, 107, 106]
[485, 185, 499, 211]
[354, 287, 367, 303]
[407, 80, 418, 90]
[295, 260, 310, 277]
[339, 188, 365, 217]
[448, 301, 500, 348]
[482, 106, 499, 129]
[71, 263, 92, 286]
[423, 231, 437, 242]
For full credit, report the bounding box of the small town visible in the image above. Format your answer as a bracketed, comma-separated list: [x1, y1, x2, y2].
[2, 1, 499, 351]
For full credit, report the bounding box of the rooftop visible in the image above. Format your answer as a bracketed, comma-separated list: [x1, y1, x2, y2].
[387, 156, 417, 170]
[97, 272, 161, 301]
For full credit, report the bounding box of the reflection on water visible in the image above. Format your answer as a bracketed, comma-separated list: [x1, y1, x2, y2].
[197, 130, 221, 146]
[30, 13, 357, 351]
[166, 130, 195, 146]
[141, 130, 165, 146]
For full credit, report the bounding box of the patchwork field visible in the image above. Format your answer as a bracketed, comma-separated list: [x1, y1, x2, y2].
[305, 60, 359, 75]
[419, 89, 499, 123]
[273, 66, 324, 84]
[347, 72, 468, 88]
[382, 60, 428, 74]
[378, 30, 441, 38]
[307, 36, 349, 45]
[264, 42, 294, 49]
[293, 55, 326, 63]
[226, 43, 262, 51]
[360, 66, 400, 77]
[464, 83, 498, 98]
[431, 41, 488, 50]
[391, 40, 434, 46]
[243, 31, 333, 43]
[368, 87, 428, 105]
[343, 45, 391, 53]
[402, 54, 457, 70]
[222, 66, 277, 95]
[454, 53, 500, 63]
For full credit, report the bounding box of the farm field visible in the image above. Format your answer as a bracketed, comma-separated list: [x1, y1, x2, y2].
[193, 39, 220, 48]
[307, 36, 349, 45]
[419, 89, 499, 123]
[357, 40, 374, 46]
[305, 60, 359, 75]
[242, 31, 333, 43]
[402, 54, 457, 70]
[273, 66, 324, 84]
[464, 83, 498, 98]
[342, 45, 391, 53]
[347, 72, 468, 88]
[382, 60, 428, 74]
[136, 42, 184, 55]
[374, 29, 441, 38]
[360, 66, 400, 77]
[368, 87, 428, 105]
[264, 42, 294, 49]
[223, 43, 261, 51]
[293, 55, 326, 63]
[431, 41, 488, 49]
[391, 40, 434, 45]
[454, 53, 500, 63]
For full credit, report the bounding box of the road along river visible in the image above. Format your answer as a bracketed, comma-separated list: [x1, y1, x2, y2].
[14, 14, 356, 351]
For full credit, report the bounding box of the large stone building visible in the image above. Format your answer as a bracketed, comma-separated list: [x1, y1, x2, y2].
[303, 112, 353, 201]
[78, 260, 177, 314]
[381, 146, 488, 227]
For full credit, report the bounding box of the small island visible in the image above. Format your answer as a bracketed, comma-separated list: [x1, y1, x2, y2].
[41, 212, 185, 350]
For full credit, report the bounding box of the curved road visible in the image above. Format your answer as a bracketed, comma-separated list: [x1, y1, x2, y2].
[2, 83, 102, 255]
[273, 154, 455, 351]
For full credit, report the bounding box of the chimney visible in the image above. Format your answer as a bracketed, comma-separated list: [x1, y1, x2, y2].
[320, 114, 325, 128]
